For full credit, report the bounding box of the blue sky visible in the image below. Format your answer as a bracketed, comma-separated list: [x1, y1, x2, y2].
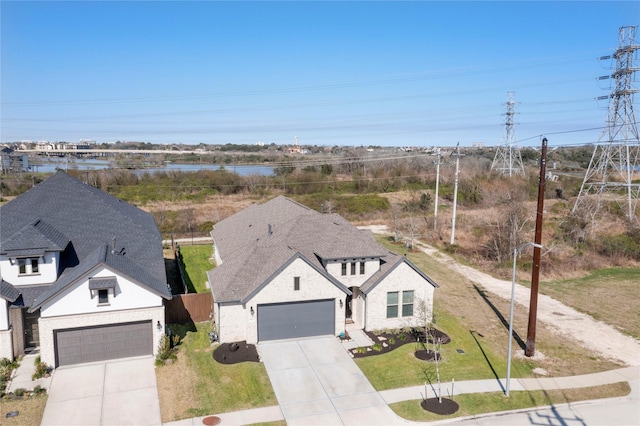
[1, 1, 638, 147]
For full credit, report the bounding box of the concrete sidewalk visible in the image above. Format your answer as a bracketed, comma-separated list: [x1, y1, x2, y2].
[6, 350, 53, 393]
[164, 366, 640, 425]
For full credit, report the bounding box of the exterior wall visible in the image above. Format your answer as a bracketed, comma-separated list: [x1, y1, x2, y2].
[217, 303, 247, 343]
[0, 330, 12, 359]
[9, 308, 24, 358]
[0, 252, 59, 286]
[38, 306, 165, 367]
[216, 258, 348, 344]
[0, 301, 9, 330]
[41, 267, 163, 318]
[245, 258, 347, 343]
[325, 258, 380, 288]
[365, 262, 435, 331]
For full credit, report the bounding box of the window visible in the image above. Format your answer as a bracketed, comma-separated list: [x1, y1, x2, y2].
[294, 276, 300, 291]
[31, 258, 39, 274]
[350, 262, 356, 275]
[386, 291, 398, 318]
[18, 259, 27, 275]
[402, 291, 414, 317]
[341, 262, 347, 276]
[98, 289, 109, 305]
[360, 261, 365, 275]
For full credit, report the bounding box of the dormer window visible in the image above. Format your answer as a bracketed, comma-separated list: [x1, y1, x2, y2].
[16, 257, 40, 275]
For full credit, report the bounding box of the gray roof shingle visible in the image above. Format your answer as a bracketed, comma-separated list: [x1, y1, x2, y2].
[0, 172, 170, 305]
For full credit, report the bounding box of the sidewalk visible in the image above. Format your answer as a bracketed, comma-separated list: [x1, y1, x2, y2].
[163, 366, 640, 425]
[7, 350, 52, 393]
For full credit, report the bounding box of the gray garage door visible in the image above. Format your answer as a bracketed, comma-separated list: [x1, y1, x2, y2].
[258, 299, 335, 341]
[54, 321, 152, 367]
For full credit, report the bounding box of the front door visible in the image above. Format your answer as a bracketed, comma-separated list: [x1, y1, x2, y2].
[23, 309, 40, 349]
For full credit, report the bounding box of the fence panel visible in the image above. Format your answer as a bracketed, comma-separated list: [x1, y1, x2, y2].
[165, 293, 213, 324]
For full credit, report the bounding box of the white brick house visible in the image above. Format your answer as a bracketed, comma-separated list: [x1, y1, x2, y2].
[0, 172, 171, 367]
[207, 196, 438, 344]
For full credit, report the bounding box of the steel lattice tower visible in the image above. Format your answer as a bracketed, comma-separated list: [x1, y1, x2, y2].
[491, 91, 525, 177]
[573, 26, 640, 222]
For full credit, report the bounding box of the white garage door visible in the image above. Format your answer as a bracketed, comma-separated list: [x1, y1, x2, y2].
[258, 299, 335, 341]
[54, 321, 152, 367]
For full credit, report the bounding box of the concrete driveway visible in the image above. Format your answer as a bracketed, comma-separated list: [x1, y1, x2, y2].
[259, 336, 402, 425]
[41, 356, 161, 426]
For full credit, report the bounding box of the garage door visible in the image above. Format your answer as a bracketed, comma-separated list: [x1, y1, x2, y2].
[258, 299, 335, 341]
[54, 321, 152, 367]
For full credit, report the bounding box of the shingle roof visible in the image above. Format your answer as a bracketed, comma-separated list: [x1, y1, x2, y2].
[0, 280, 20, 303]
[211, 196, 313, 259]
[1, 219, 69, 255]
[209, 196, 391, 303]
[0, 172, 170, 304]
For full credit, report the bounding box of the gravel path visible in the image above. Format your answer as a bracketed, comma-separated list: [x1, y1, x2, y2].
[360, 225, 640, 366]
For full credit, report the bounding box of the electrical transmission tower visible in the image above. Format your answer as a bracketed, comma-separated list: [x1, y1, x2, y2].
[573, 26, 640, 223]
[491, 91, 525, 177]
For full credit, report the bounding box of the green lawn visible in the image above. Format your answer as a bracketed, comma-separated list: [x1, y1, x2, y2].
[355, 309, 535, 391]
[389, 382, 631, 422]
[156, 322, 277, 421]
[179, 245, 215, 293]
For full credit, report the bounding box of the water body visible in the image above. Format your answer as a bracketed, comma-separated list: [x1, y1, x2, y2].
[31, 158, 275, 176]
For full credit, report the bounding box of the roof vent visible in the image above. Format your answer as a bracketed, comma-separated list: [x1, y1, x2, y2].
[268, 224, 273, 236]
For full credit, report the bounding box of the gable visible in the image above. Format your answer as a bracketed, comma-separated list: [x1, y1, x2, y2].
[361, 254, 439, 295]
[39, 265, 165, 317]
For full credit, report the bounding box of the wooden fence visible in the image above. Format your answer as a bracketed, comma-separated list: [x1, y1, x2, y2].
[165, 292, 213, 324]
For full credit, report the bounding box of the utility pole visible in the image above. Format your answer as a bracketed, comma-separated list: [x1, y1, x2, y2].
[573, 26, 639, 222]
[434, 149, 443, 231]
[450, 143, 461, 245]
[525, 137, 548, 357]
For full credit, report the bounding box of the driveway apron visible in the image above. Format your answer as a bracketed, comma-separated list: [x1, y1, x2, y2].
[259, 336, 402, 425]
[41, 356, 161, 426]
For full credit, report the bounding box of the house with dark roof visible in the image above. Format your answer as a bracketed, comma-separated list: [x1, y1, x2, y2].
[0, 172, 171, 367]
[207, 196, 438, 344]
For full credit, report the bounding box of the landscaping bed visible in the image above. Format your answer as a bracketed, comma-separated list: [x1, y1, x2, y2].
[212, 342, 260, 364]
[350, 328, 450, 359]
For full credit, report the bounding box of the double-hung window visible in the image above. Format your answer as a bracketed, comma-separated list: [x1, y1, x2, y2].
[18, 259, 27, 275]
[360, 261, 365, 275]
[350, 262, 356, 275]
[386, 291, 399, 318]
[341, 262, 347, 276]
[402, 290, 414, 317]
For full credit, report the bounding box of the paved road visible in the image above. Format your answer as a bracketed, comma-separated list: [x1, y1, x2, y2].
[41, 357, 161, 426]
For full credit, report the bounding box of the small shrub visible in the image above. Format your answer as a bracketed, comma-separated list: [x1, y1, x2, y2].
[372, 343, 383, 352]
[13, 388, 26, 397]
[33, 385, 46, 395]
[32, 356, 51, 380]
[388, 337, 396, 345]
[355, 347, 367, 354]
[398, 333, 407, 341]
[155, 334, 177, 366]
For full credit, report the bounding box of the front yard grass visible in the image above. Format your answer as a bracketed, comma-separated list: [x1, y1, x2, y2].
[0, 395, 48, 425]
[389, 382, 631, 422]
[179, 245, 215, 293]
[155, 322, 277, 422]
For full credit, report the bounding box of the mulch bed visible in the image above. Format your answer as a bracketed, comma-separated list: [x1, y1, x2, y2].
[414, 349, 441, 361]
[212, 341, 260, 364]
[350, 328, 450, 358]
[420, 397, 459, 415]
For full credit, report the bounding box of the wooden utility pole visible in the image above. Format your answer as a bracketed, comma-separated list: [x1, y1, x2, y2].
[525, 137, 547, 357]
[434, 149, 442, 231]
